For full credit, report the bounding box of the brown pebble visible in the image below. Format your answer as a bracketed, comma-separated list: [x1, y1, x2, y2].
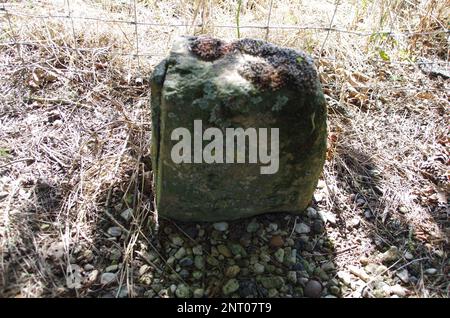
[304, 280, 322, 298]
[269, 235, 284, 248]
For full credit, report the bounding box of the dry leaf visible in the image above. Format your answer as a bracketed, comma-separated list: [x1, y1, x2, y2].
[415, 91, 434, 100]
[352, 71, 370, 82]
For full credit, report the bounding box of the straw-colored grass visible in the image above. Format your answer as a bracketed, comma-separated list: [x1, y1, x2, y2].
[0, 0, 448, 297]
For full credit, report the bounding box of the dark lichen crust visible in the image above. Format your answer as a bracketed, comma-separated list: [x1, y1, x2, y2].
[187, 36, 319, 92]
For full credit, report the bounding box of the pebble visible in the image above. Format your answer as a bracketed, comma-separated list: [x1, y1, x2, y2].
[434, 249, 444, 258]
[192, 245, 203, 256]
[179, 257, 194, 267]
[298, 277, 309, 286]
[222, 279, 240, 295]
[182, 225, 199, 239]
[306, 207, 318, 218]
[294, 223, 311, 234]
[404, 251, 414, 260]
[109, 248, 121, 261]
[249, 254, 258, 265]
[348, 265, 370, 282]
[317, 180, 326, 189]
[291, 263, 304, 272]
[318, 211, 336, 224]
[120, 208, 133, 222]
[175, 284, 191, 298]
[304, 280, 322, 298]
[151, 283, 163, 293]
[84, 264, 95, 271]
[356, 198, 366, 207]
[398, 206, 408, 214]
[239, 280, 258, 298]
[424, 268, 437, 275]
[194, 255, 205, 270]
[246, 220, 260, 233]
[174, 247, 186, 259]
[372, 282, 391, 298]
[321, 261, 335, 272]
[267, 223, 279, 232]
[140, 271, 153, 284]
[364, 263, 379, 274]
[303, 260, 315, 275]
[260, 252, 271, 263]
[316, 268, 329, 281]
[229, 243, 246, 257]
[217, 244, 232, 258]
[269, 235, 284, 248]
[171, 236, 184, 246]
[193, 271, 203, 280]
[239, 236, 251, 247]
[396, 269, 409, 283]
[287, 271, 297, 284]
[259, 276, 284, 289]
[381, 246, 400, 263]
[138, 265, 149, 276]
[225, 265, 241, 278]
[285, 238, 294, 247]
[107, 227, 122, 237]
[213, 222, 229, 232]
[350, 217, 361, 228]
[359, 256, 370, 266]
[364, 209, 373, 219]
[389, 284, 407, 297]
[167, 256, 175, 265]
[314, 192, 324, 202]
[312, 220, 325, 234]
[83, 249, 94, 262]
[105, 264, 119, 272]
[375, 265, 388, 275]
[268, 289, 278, 297]
[253, 263, 265, 274]
[284, 248, 297, 266]
[294, 286, 304, 297]
[206, 255, 219, 266]
[144, 290, 156, 298]
[337, 271, 352, 286]
[117, 288, 129, 298]
[329, 286, 340, 296]
[274, 248, 285, 263]
[100, 272, 117, 285]
[87, 270, 99, 283]
[193, 288, 205, 298]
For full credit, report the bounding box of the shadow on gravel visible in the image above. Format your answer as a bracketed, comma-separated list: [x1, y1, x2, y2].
[0, 177, 63, 296]
[331, 146, 447, 297]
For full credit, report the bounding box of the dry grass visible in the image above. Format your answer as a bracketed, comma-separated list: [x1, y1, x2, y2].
[0, 0, 448, 297]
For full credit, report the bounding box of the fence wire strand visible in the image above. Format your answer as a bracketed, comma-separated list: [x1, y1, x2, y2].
[0, 2, 448, 93]
[264, 0, 274, 41]
[1, 9, 448, 37]
[132, 0, 141, 72]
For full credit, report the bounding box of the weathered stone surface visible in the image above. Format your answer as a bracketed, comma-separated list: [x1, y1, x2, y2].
[151, 36, 327, 221]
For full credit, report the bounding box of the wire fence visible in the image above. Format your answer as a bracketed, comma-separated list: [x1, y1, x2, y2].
[1, 1, 449, 92]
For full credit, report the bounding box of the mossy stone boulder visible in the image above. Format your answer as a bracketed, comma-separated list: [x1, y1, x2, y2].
[151, 36, 327, 221]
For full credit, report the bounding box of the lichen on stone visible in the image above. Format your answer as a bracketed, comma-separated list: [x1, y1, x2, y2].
[186, 36, 319, 92]
[151, 35, 327, 221]
[188, 36, 236, 61]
